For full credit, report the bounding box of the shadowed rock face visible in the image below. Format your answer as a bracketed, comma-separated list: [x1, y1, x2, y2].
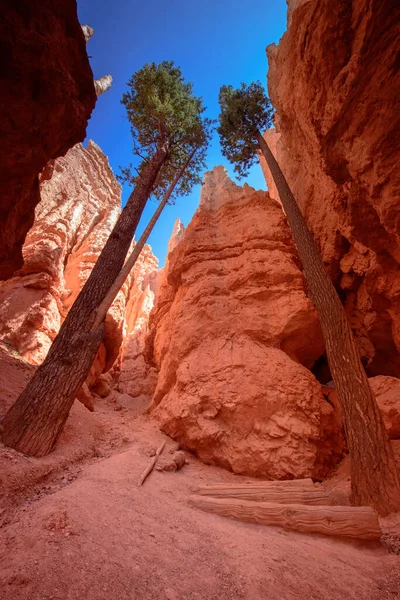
[0, 0, 97, 279]
[263, 0, 400, 377]
[0, 142, 158, 388]
[144, 167, 344, 479]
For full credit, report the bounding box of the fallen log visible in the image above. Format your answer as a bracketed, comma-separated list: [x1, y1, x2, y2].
[192, 481, 330, 505]
[138, 441, 166, 486]
[188, 496, 381, 540]
[232, 478, 316, 488]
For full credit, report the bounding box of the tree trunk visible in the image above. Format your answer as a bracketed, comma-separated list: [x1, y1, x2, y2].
[91, 149, 195, 331]
[192, 480, 331, 505]
[0, 143, 169, 457]
[188, 496, 382, 540]
[256, 131, 400, 516]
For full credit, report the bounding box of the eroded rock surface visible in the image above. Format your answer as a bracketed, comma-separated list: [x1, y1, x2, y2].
[116, 264, 159, 400]
[369, 377, 400, 440]
[0, 142, 158, 389]
[264, 0, 400, 377]
[145, 167, 340, 478]
[0, 0, 97, 279]
[321, 375, 400, 451]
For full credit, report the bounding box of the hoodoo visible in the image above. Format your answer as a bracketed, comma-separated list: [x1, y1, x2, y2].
[1, 0, 400, 598]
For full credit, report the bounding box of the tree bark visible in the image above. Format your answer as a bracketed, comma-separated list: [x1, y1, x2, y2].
[192, 481, 331, 505]
[257, 131, 400, 516]
[188, 496, 382, 540]
[0, 143, 169, 457]
[91, 149, 196, 331]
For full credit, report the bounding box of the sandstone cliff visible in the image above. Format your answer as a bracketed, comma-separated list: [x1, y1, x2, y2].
[143, 167, 345, 479]
[0, 0, 97, 280]
[263, 0, 400, 378]
[0, 142, 158, 388]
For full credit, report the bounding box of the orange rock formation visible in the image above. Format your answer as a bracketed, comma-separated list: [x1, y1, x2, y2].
[0, 0, 96, 279]
[143, 166, 344, 478]
[0, 142, 158, 388]
[263, 0, 400, 378]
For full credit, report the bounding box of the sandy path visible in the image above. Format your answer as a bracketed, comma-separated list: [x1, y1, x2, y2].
[1, 418, 399, 600]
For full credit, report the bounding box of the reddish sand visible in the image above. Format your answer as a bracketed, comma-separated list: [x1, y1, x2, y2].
[1, 396, 400, 600]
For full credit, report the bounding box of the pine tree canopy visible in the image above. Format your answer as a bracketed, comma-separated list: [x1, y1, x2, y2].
[120, 61, 213, 201]
[218, 82, 274, 179]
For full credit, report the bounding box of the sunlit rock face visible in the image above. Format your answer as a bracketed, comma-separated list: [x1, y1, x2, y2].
[0, 142, 158, 387]
[116, 252, 160, 400]
[263, 0, 400, 377]
[115, 219, 183, 401]
[143, 167, 343, 479]
[0, 0, 96, 280]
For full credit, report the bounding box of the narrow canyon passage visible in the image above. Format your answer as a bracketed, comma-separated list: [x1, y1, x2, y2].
[1, 404, 399, 600]
[1, 0, 400, 598]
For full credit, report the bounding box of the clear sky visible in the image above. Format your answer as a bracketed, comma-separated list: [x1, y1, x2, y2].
[77, 0, 288, 266]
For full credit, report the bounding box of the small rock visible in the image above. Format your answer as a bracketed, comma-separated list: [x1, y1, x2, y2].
[172, 451, 186, 470]
[91, 375, 111, 398]
[168, 442, 180, 454]
[75, 383, 94, 411]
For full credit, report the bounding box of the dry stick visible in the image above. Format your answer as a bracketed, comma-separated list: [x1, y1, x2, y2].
[138, 441, 166, 486]
[91, 149, 196, 332]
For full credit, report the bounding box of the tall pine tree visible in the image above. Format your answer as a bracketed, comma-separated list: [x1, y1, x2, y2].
[1, 62, 210, 457]
[217, 81, 400, 516]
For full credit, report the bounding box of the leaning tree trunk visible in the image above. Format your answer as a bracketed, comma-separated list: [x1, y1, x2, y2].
[91, 149, 196, 330]
[256, 131, 400, 516]
[0, 143, 169, 457]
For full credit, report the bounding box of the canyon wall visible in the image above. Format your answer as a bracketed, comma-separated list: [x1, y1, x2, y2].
[263, 0, 400, 378]
[0, 0, 97, 279]
[0, 142, 158, 388]
[143, 167, 346, 479]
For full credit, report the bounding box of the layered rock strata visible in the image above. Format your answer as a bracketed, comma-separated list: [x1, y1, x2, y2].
[0, 0, 97, 279]
[0, 142, 158, 388]
[144, 167, 343, 479]
[264, 0, 400, 377]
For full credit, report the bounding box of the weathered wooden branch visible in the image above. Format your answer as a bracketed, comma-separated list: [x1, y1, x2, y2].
[138, 441, 166, 486]
[192, 481, 330, 505]
[188, 496, 382, 540]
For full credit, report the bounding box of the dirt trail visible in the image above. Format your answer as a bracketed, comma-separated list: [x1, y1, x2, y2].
[1, 407, 400, 600]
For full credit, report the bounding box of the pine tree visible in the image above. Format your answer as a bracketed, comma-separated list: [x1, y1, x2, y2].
[1, 62, 210, 457]
[217, 81, 400, 516]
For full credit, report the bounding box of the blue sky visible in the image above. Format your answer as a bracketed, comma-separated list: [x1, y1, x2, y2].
[77, 0, 288, 266]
